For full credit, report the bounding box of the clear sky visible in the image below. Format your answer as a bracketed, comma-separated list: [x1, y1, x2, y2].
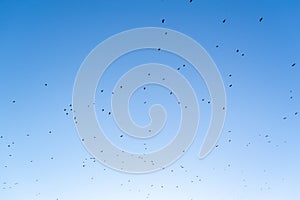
[0, 0, 299, 200]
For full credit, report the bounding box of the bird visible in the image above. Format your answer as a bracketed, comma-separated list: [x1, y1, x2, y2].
[222, 19, 226, 23]
[259, 17, 263, 22]
[162, 19, 165, 23]
[291, 63, 296, 67]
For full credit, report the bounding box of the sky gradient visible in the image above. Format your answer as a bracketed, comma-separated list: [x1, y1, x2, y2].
[0, 0, 299, 199]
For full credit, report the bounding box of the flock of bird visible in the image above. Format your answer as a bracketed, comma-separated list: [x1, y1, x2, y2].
[1, 0, 298, 199]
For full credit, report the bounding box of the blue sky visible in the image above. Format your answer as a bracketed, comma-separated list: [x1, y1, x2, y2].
[0, 0, 299, 199]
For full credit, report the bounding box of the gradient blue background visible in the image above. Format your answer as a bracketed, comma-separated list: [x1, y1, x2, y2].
[0, 0, 299, 199]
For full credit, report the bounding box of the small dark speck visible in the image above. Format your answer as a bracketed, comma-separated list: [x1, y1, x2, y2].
[291, 63, 296, 67]
[216, 45, 219, 48]
[162, 19, 165, 23]
[222, 19, 226, 23]
[236, 49, 239, 53]
[44, 83, 48, 86]
[12, 100, 16, 103]
[241, 53, 245, 56]
[295, 112, 298, 115]
[259, 17, 263, 22]
[283, 117, 287, 120]
[120, 135, 123, 138]
[229, 84, 233, 87]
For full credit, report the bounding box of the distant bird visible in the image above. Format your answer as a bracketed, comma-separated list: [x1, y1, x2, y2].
[216, 45, 219, 48]
[291, 63, 296, 67]
[44, 83, 48, 86]
[162, 19, 165, 23]
[190, 0, 193, 2]
[259, 17, 263, 22]
[222, 19, 226, 23]
[236, 49, 239, 53]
